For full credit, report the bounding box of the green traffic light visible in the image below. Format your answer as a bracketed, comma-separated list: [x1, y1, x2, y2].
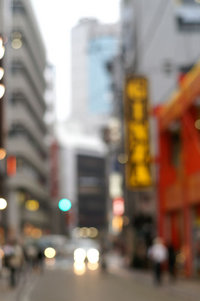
[58, 198, 71, 212]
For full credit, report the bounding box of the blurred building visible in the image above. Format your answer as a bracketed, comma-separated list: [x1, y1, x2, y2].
[0, 0, 51, 239]
[121, 0, 200, 105]
[56, 123, 107, 237]
[58, 18, 120, 238]
[120, 0, 200, 272]
[156, 60, 200, 277]
[70, 18, 119, 135]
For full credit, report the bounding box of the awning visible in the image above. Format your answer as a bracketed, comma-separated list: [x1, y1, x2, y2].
[158, 62, 200, 131]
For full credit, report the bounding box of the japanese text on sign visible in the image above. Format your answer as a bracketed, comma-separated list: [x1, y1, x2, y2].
[124, 77, 152, 188]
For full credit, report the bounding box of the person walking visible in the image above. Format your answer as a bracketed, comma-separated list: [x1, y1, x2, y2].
[4, 240, 24, 287]
[148, 237, 168, 285]
[167, 243, 176, 281]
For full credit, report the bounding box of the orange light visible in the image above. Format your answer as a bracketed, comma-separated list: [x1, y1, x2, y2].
[7, 156, 16, 176]
[112, 216, 123, 233]
[0, 148, 6, 160]
[25, 200, 39, 211]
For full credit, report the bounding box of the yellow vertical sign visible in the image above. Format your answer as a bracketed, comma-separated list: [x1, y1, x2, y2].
[124, 77, 152, 189]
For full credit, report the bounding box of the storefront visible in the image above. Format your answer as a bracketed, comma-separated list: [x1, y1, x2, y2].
[156, 62, 200, 277]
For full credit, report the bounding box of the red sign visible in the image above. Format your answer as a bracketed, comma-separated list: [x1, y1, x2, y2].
[113, 197, 124, 216]
[7, 156, 16, 176]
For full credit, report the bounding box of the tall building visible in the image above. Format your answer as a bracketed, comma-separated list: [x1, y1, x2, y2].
[0, 0, 50, 239]
[70, 18, 119, 134]
[120, 0, 200, 270]
[58, 18, 120, 237]
[56, 122, 107, 236]
[121, 0, 200, 105]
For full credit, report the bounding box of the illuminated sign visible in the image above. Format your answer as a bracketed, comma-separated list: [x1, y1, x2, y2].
[113, 197, 124, 216]
[124, 77, 152, 188]
[112, 216, 123, 233]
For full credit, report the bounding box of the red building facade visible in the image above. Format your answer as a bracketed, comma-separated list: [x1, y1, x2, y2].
[157, 62, 200, 277]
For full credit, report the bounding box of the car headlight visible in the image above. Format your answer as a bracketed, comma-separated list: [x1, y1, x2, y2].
[44, 247, 56, 259]
[74, 248, 87, 263]
[87, 248, 99, 264]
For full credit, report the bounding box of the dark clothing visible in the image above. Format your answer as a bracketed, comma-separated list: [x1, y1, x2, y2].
[154, 262, 162, 284]
[168, 245, 176, 279]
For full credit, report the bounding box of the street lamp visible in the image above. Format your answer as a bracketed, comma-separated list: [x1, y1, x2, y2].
[0, 36, 5, 99]
[0, 198, 7, 210]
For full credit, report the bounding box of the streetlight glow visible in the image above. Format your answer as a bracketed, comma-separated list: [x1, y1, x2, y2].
[0, 38, 5, 60]
[0, 84, 5, 99]
[0, 198, 7, 210]
[0, 148, 6, 160]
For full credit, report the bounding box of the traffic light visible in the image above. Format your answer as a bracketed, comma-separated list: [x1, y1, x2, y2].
[58, 198, 72, 212]
[0, 36, 5, 99]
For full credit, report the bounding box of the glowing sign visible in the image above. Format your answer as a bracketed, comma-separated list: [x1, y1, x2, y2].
[113, 197, 124, 216]
[112, 216, 123, 233]
[124, 77, 152, 188]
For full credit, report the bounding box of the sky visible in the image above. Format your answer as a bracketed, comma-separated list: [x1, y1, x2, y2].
[31, 0, 120, 121]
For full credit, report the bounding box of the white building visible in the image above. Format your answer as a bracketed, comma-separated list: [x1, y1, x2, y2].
[0, 0, 51, 238]
[121, 0, 200, 106]
[70, 18, 120, 135]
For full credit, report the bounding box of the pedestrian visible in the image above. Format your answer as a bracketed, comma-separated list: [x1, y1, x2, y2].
[36, 247, 45, 273]
[4, 239, 24, 287]
[24, 243, 38, 270]
[148, 237, 168, 285]
[167, 243, 176, 281]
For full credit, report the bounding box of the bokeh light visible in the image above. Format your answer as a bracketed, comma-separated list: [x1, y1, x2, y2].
[0, 67, 4, 80]
[0, 148, 6, 160]
[88, 227, 98, 238]
[87, 248, 99, 264]
[45, 258, 56, 267]
[0, 37, 5, 59]
[195, 119, 200, 130]
[87, 262, 99, 271]
[74, 248, 86, 263]
[0, 198, 7, 210]
[0, 84, 5, 99]
[0, 248, 4, 259]
[25, 200, 39, 211]
[73, 262, 86, 275]
[44, 247, 56, 259]
[117, 153, 128, 164]
[58, 198, 71, 212]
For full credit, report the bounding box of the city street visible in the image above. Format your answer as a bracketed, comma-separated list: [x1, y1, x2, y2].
[0, 255, 199, 301]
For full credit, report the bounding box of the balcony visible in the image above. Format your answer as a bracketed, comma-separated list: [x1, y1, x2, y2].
[7, 136, 48, 177]
[9, 73, 45, 119]
[12, 14, 46, 75]
[7, 103, 48, 155]
[12, 46, 45, 99]
[7, 170, 49, 202]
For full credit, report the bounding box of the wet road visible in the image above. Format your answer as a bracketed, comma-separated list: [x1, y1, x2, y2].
[18, 261, 197, 301]
[1, 256, 199, 301]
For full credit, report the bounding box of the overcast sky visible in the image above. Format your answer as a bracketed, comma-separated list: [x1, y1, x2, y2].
[31, 0, 120, 121]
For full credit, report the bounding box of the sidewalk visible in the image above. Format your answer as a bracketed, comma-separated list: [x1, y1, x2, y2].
[0, 268, 18, 301]
[107, 251, 200, 300]
[0, 268, 35, 301]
